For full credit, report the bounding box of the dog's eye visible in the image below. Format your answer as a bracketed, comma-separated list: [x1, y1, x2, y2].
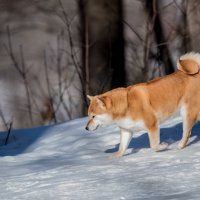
[92, 115, 95, 119]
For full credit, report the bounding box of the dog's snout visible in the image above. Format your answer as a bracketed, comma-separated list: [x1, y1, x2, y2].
[85, 126, 89, 131]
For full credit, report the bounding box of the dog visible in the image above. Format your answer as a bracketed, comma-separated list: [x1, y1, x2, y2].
[85, 52, 200, 158]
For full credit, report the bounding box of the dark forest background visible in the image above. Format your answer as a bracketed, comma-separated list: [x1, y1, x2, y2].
[0, 0, 199, 129]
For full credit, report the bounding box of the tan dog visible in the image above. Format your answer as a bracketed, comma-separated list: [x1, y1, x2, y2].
[85, 52, 200, 158]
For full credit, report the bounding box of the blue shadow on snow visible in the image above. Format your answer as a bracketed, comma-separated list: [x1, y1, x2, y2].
[0, 125, 52, 156]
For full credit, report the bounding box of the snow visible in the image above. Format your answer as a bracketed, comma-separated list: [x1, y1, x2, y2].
[0, 116, 200, 200]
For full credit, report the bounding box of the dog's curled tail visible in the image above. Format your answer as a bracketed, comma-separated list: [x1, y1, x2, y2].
[177, 52, 200, 75]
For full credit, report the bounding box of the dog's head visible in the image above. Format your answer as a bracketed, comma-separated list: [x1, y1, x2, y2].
[85, 95, 113, 131]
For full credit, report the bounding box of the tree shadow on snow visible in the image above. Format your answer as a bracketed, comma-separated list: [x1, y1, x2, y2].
[0, 125, 52, 156]
[105, 122, 200, 154]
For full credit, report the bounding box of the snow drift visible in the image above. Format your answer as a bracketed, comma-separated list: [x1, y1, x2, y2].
[0, 117, 200, 200]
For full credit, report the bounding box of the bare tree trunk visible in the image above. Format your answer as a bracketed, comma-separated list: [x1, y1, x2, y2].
[78, 0, 126, 96]
[110, 0, 126, 88]
[175, 0, 191, 53]
[145, 0, 174, 75]
[78, 0, 89, 115]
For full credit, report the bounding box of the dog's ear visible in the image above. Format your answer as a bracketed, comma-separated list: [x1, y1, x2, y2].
[177, 59, 199, 75]
[87, 95, 93, 101]
[96, 96, 112, 109]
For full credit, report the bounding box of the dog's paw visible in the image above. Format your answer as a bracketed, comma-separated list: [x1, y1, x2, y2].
[155, 142, 168, 152]
[109, 151, 123, 159]
[178, 140, 186, 149]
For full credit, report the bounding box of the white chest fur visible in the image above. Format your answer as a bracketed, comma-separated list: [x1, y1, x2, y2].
[116, 118, 145, 131]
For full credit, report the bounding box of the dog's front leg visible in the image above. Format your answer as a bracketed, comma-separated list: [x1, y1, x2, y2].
[147, 125, 168, 151]
[112, 128, 133, 158]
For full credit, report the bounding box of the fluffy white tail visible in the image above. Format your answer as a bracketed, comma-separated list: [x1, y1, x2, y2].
[177, 52, 200, 75]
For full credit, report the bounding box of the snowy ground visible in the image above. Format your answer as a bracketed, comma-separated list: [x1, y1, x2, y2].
[1, 116, 200, 200]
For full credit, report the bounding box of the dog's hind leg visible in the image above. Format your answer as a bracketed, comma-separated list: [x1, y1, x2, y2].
[112, 128, 133, 158]
[178, 105, 196, 149]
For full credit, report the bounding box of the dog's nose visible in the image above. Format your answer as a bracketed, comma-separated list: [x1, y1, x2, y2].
[85, 126, 89, 131]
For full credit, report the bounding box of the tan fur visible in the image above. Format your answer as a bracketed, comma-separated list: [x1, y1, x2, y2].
[86, 52, 200, 158]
